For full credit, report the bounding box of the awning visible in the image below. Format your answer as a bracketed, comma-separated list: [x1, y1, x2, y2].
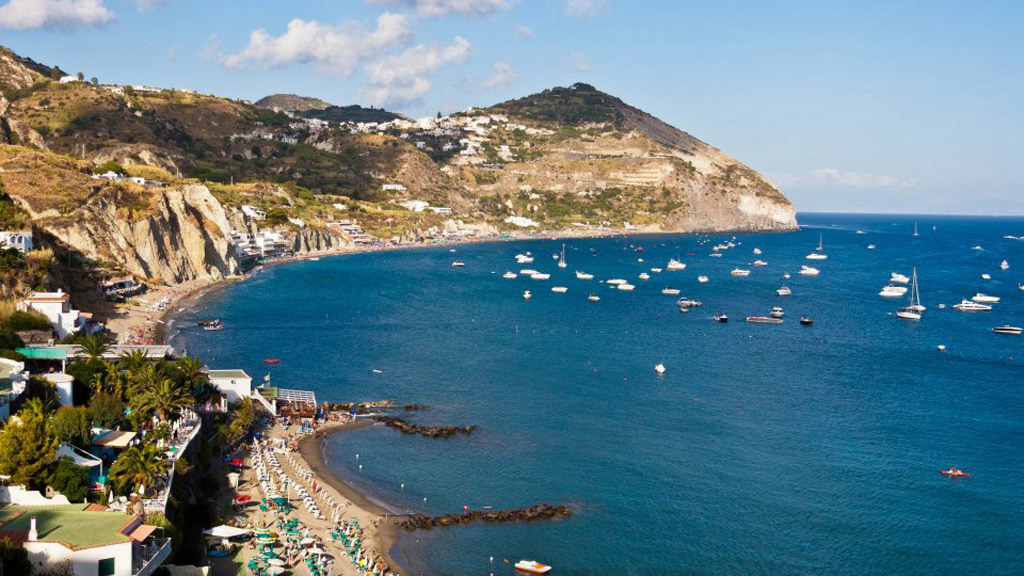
[129, 524, 159, 542]
[203, 525, 250, 539]
[92, 430, 137, 449]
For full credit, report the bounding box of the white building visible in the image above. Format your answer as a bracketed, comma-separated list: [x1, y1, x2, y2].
[382, 183, 406, 192]
[17, 290, 84, 338]
[428, 206, 453, 214]
[0, 358, 28, 422]
[504, 216, 539, 228]
[399, 200, 430, 212]
[0, 230, 33, 253]
[207, 369, 252, 402]
[58, 75, 79, 83]
[240, 205, 267, 220]
[42, 373, 75, 406]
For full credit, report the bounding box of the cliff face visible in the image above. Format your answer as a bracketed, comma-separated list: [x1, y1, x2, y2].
[40, 185, 241, 283]
[290, 226, 349, 255]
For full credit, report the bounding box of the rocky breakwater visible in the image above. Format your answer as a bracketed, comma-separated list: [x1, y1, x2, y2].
[373, 415, 475, 439]
[40, 184, 241, 283]
[399, 505, 572, 531]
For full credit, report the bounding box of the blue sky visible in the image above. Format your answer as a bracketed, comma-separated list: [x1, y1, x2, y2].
[1, 0, 1022, 214]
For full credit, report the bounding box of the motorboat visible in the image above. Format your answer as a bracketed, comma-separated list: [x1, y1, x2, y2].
[799, 266, 820, 276]
[856, 230, 866, 235]
[770, 306, 785, 318]
[617, 283, 635, 291]
[576, 271, 595, 280]
[521, 269, 539, 276]
[651, 268, 663, 273]
[713, 314, 728, 323]
[677, 298, 702, 308]
[709, 253, 723, 257]
[1019, 284, 1024, 292]
[731, 268, 751, 277]
[531, 273, 551, 280]
[516, 254, 534, 263]
[637, 258, 644, 263]
[558, 244, 568, 269]
[890, 272, 910, 284]
[879, 285, 908, 298]
[451, 261, 465, 268]
[502, 271, 518, 279]
[698, 275, 709, 283]
[523, 291, 532, 300]
[953, 299, 992, 311]
[203, 322, 224, 331]
[971, 245, 983, 251]
[940, 467, 969, 478]
[1000, 259, 1009, 270]
[747, 316, 783, 324]
[993, 325, 1022, 335]
[777, 286, 792, 296]
[263, 358, 281, 364]
[752, 260, 768, 267]
[972, 293, 1000, 303]
[867, 244, 876, 249]
[606, 278, 627, 285]
[667, 259, 687, 271]
[587, 293, 600, 302]
[981, 273, 991, 280]
[197, 319, 220, 327]
[806, 233, 828, 260]
[799, 317, 813, 326]
[783, 272, 791, 279]
[635, 247, 644, 253]
[654, 363, 666, 374]
[638, 273, 651, 280]
[661, 288, 681, 295]
[551, 286, 568, 293]
[753, 247, 762, 255]
[515, 560, 552, 574]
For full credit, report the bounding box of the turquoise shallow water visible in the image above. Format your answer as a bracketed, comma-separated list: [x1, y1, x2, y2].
[175, 214, 1024, 576]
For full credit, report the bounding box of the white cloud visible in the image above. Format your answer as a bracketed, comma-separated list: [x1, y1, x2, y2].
[362, 36, 471, 106]
[515, 24, 533, 37]
[567, 52, 591, 72]
[565, 0, 608, 19]
[775, 168, 919, 190]
[369, 0, 513, 17]
[0, 0, 113, 30]
[134, 0, 169, 10]
[483, 61, 515, 89]
[222, 13, 411, 75]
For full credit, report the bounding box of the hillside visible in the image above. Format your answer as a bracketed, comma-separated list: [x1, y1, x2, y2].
[0, 46, 795, 294]
[254, 93, 332, 112]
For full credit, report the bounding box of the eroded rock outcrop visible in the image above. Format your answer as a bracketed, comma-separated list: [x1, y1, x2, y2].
[373, 415, 475, 438]
[399, 505, 572, 530]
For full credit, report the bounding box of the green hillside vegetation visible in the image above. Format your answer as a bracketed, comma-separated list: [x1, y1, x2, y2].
[297, 105, 403, 124]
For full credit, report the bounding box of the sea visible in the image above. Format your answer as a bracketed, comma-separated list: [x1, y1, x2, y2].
[172, 214, 1024, 576]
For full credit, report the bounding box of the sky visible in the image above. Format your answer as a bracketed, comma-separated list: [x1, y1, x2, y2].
[0, 0, 1022, 215]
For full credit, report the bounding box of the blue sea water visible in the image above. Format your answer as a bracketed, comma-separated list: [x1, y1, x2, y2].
[174, 214, 1024, 576]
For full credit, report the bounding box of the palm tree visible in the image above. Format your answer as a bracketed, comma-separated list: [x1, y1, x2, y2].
[118, 349, 150, 377]
[138, 377, 192, 423]
[78, 335, 109, 361]
[174, 356, 207, 395]
[108, 443, 170, 496]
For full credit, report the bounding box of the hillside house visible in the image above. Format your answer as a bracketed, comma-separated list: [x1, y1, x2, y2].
[0, 230, 33, 253]
[207, 369, 252, 402]
[17, 290, 84, 339]
[382, 183, 406, 192]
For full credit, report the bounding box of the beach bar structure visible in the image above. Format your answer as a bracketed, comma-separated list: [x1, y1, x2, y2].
[253, 386, 317, 417]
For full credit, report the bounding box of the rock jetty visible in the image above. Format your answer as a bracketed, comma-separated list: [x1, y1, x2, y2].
[399, 505, 572, 530]
[373, 415, 475, 438]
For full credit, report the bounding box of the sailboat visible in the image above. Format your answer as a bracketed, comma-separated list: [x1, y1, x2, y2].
[913, 222, 919, 237]
[557, 244, 567, 269]
[806, 233, 828, 260]
[896, 267, 924, 320]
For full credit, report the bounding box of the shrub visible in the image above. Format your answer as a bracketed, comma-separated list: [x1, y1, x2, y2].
[51, 457, 90, 502]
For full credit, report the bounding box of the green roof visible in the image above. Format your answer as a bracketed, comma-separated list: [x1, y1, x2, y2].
[207, 369, 250, 380]
[15, 348, 67, 360]
[0, 505, 132, 549]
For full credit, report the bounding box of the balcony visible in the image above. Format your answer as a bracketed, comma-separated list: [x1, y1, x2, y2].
[133, 537, 171, 576]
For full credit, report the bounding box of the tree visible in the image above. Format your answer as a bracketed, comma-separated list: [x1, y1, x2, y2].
[51, 457, 90, 502]
[0, 409, 57, 489]
[0, 536, 33, 576]
[13, 378, 58, 416]
[78, 335, 109, 361]
[87, 392, 125, 429]
[108, 443, 170, 496]
[137, 376, 192, 423]
[90, 77, 98, 85]
[52, 406, 91, 448]
[174, 356, 206, 395]
[76, 72, 84, 81]
[119, 348, 150, 377]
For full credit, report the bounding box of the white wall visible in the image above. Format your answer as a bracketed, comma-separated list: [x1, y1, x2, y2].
[26, 541, 133, 576]
[0, 485, 71, 505]
[209, 377, 251, 402]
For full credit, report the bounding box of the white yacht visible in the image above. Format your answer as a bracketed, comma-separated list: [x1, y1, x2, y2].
[777, 286, 792, 296]
[551, 286, 568, 293]
[523, 290, 532, 300]
[896, 268, 923, 320]
[661, 287, 681, 295]
[654, 362, 666, 374]
[752, 260, 768, 267]
[520, 269, 539, 276]
[770, 306, 785, 319]
[867, 244, 876, 250]
[638, 272, 651, 280]
[502, 271, 518, 279]
[783, 272, 791, 279]
[587, 293, 600, 302]
[972, 293, 1000, 304]
[451, 261, 465, 268]
[999, 260, 1009, 270]
[606, 278, 627, 285]
[698, 275, 709, 283]
[531, 273, 551, 280]
[953, 299, 992, 311]
[890, 272, 910, 284]
[806, 234, 828, 260]
[709, 253, 723, 258]
[981, 273, 992, 280]
[617, 283, 636, 291]
[651, 268, 663, 273]
[677, 297, 702, 308]
[576, 271, 595, 280]
[993, 325, 1022, 335]
[971, 245, 983, 251]
[731, 268, 751, 277]
[799, 266, 820, 276]
[879, 285, 908, 298]
[753, 247, 762, 255]
[516, 254, 534, 263]
[667, 259, 687, 271]
[557, 244, 568, 269]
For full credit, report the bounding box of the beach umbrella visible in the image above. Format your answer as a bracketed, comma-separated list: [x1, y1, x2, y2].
[266, 567, 285, 575]
[230, 458, 244, 466]
[300, 537, 315, 545]
[266, 558, 285, 566]
[309, 546, 326, 555]
[236, 495, 252, 502]
[247, 559, 261, 569]
[262, 550, 280, 559]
